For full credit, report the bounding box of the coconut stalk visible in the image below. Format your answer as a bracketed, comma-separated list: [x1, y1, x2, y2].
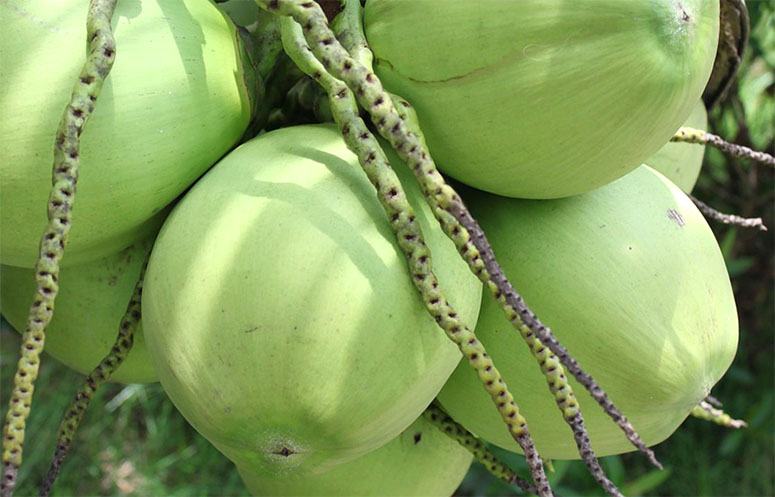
[703, 0, 750, 108]
[672, 127, 775, 166]
[268, 0, 684, 491]
[690, 400, 747, 429]
[277, 16, 556, 497]
[39, 265, 146, 497]
[423, 402, 536, 494]
[320, 4, 660, 471]
[0, 2, 117, 495]
[690, 195, 767, 230]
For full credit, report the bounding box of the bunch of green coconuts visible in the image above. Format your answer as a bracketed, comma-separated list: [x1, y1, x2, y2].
[0, 0, 749, 495]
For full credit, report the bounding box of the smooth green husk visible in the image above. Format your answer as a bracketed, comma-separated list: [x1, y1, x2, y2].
[142, 124, 482, 475]
[237, 414, 472, 496]
[364, 0, 719, 199]
[0, 0, 252, 268]
[0, 232, 159, 385]
[645, 100, 709, 192]
[218, 0, 263, 27]
[437, 166, 738, 459]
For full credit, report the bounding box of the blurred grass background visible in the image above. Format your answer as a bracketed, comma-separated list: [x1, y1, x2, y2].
[1, 2, 772, 496]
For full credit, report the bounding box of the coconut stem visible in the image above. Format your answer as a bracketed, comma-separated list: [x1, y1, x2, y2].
[325, 1, 657, 473]
[423, 402, 536, 494]
[388, 96, 629, 493]
[271, 0, 657, 487]
[0, 2, 117, 495]
[331, 0, 371, 70]
[690, 195, 767, 231]
[672, 127, 775, 167]
[38, 265, 145, 497]
[277, 16, 553, 497]
[690, 400, 747, 429]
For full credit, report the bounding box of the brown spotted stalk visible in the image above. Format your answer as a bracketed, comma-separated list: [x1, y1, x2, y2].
[265, 2, 660, 495]
[39, 264, 146, 497]
[672, 127, 775, 166]
[278, 16, 553, 497]
[375, 82, 628, 489]
[314, 2, 657, 473]
[1, 2, 117, 495]
[386, 61, 629, 497]
[423, 402, 536, 495]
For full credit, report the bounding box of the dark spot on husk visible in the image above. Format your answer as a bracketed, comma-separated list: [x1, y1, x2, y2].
[676, 3, 692, 22]
[273, 446, 294, 457]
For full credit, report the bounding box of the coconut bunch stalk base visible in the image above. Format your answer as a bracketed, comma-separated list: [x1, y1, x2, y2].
[703, 0, 750, 108]
[0, 2, 118, 495]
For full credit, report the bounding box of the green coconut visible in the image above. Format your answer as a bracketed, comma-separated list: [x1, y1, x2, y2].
[436, 166, 738, 459]
[0, 230, 159, 384]
[644, 100, 708, 192]
[142, 124, 482, 475]
[364, 0, 719, 199]
[237, 414, 472, 496]
[218, 0, 263, 27]
[0, 0, 252, 268]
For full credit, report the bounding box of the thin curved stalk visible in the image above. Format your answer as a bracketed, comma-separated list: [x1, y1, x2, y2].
[38, 264, 146, 497]
[690, 400, 747, 429]
[690, 195, 767, 231]
[672, 127, 775, 167]
[424, 402, 536, 495]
